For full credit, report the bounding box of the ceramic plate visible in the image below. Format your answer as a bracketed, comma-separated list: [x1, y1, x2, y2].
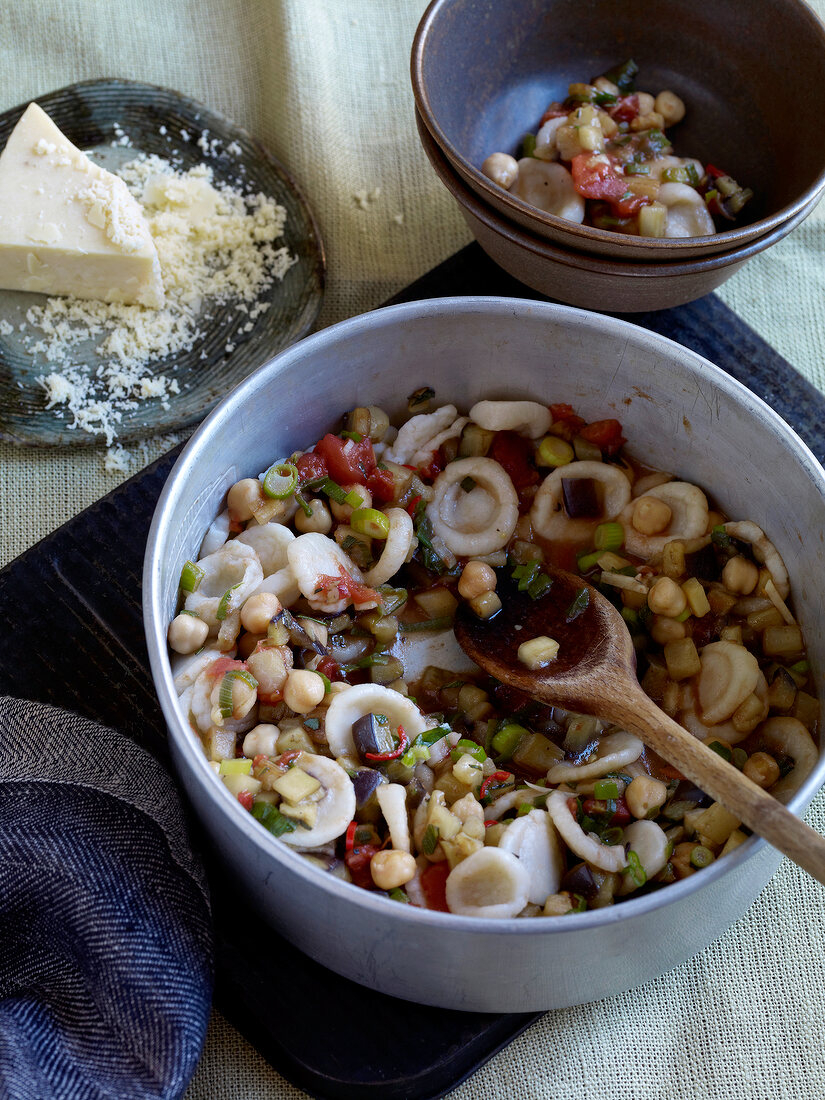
[0, 79, 325, 446]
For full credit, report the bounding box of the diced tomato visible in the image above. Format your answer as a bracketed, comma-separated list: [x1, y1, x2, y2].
[366, 466, 395, 503]
[345, 844, 380, 890]
[237, 790, 254, 811]
[418, 446, 446, 481]
[607, 93, 639, 124]
[419, 862, 450, 912]
[579, 418, 626, 456]
[539, 102, 568, 125]
[314, 433, 376, 484]
[570, 153, 629, 202]
[316, 655, 345, 682]
[609, 191, 649, 218]
[582, 796, 631, 826]
[549, 402, 586, 435]
[207, 657, 246, 680]
[295, 451, 328, 484]
[228, 514, 245, 533]
[489, 430, 539, 489]
[315, 567, 381, 607]
[705, 163, 726, 179]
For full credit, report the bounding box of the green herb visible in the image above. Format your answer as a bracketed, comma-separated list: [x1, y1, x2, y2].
[600, 58, 639, 93]
[413, 498, 448, 575]
[593, 90, 617, 105]
[491, 722, 528, 761]
[304, 717, 320, 730]
[711, 524, 731, 548]
[399, 615, 454, 633]
[626, 849, 647, 885]
[252, 801, 298, 837]
[341, 430, 363, 442]
[179, 560, 205, 593]
[601, 826, 624, 846]
[422, 823, 440, 855]
[377, 585, 408, 616]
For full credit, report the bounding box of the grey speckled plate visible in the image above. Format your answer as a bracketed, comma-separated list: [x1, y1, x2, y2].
[0, 79, 325, 447]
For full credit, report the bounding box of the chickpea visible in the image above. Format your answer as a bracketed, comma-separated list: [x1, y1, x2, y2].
[722, 555, 759, 595]
[458, 560, 497, 600]
[240, 591, 283, 634]
[650, 614, 687, 645]
[283, 669, 326, 714]
[370, 849, 417, 890]
[743, 751, 781, 789]
[243, 723, 281, 758]
[635, 92, 656, 115]
[227, 477, 263, 522]
[654, 90, 686, 126]
[626, 775, 668, 820]
[330, 485, 371, 522]
[632, 496, 673, 535]
[481, 152, 519, 190]
[295, 498, 332, 535]
[671, 841, 698, 879]
[647, 576, 688, 618]
[167, 612, 209, 654]
[631, 110, 665, 132]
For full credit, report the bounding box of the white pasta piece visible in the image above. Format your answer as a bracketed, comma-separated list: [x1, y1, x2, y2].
[383, 405, 460, 466]
[498, 809, 564, 905]
[533, 116, 566, 161]
[324, 683, 430, 758]
[445, 847, 530, 919]
[679, 672, 768, 746]
[482, 787, 539, 821]
[376, 783, 411, 852]
[751, 717, 818, 802]
[530, 460, 632, 542]
[184, 540, 263, 633]
[189, 661, 257, 737]
[278, 753, 356, 849]
[547, 790, 628, 872]
[657, 182, 715, 237]
[199, 509, 231, 557]
[286, 532, 376, 614]
[247, 565, 301, 607]
[235, 521, 295, 576]
[362, 508, 414, 587]
[620, 481, 709, 559]
[469, 400, 551, 439]
[646, 155, 703, 182]
[696, 640, 760, 725]
[620, 820, 669, 892]
[172, 643, 226, 695]
[546, 731, 644, 785]
[411, 417, 469, 469]
[427, 457, 518, 556]
[723, 521, 790, 599]
[511, 159, 585, 223]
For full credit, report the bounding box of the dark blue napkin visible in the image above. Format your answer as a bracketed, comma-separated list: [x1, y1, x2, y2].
[0, 698, 213, 1100]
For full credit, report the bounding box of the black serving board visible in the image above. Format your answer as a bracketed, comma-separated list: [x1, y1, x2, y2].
[0, 243, 823, 1100]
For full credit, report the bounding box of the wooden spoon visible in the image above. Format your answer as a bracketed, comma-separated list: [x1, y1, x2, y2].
[454, 565, 825, 886]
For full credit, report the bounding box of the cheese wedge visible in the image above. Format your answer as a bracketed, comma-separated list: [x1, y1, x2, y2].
[0, 103, 164, 307]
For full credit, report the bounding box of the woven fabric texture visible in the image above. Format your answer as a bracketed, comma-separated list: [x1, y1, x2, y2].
[0, 698, 212, 1100]
[1, 2, 825, 1098]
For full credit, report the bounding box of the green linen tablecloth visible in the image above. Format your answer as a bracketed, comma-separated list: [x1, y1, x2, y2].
[2, 3, 825, 1097]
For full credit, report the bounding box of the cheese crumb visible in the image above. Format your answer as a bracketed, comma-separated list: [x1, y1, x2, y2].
[27, 151, 296, 445]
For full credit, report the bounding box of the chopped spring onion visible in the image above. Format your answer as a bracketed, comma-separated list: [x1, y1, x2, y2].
[388, 887, 411, 903]
[626, 849, 647, 885]
[711, 524, 731, 548]
[344, 488, 365, 509]
[600, 58, 638, 92]
[216, 582, 242, 621]
[707, 740, 732, 763]
[377, 585, 408, 616]
[318, 672, 332, 693]
[252, 800, 298, 837]
[422, 823, 440, 855]
[351, 508, 391, 539]
[576, 550, 603, 573]
[601, 826, 624, 846]
[262, 461, 299, 499]
[624, 162, 650, 176]
[789, 659, 810, 675]
[517, 802, 533, 817]
[179, 560, 205, 593]
[594, 779, 620, 800]
[451, 738, 487, 763]
[594, 522, 624, 552]
[180, 609, 201, 618]
[621, 607, 640, 629]
[690, 845, 714, 869]
[536, 435, 574, 467]
[341, 430, 363, 442]
[408, 386, 435, 413]
[521, 132, 537, 157]
[491, 722, 528, 761]
[293, 489, 314, 518]
[319, 477, 349, 505]
[565, 587, 590, 622]
[731, 747, 748, 770]
[399, 615, 454, 633]
[218, 668, 259, 718]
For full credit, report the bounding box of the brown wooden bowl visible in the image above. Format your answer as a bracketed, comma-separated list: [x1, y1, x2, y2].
[412, 0, 825, 260]
[416, 109, 815, 312]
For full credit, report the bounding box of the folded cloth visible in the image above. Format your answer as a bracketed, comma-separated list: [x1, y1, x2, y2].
[0, 698, 213, 1100]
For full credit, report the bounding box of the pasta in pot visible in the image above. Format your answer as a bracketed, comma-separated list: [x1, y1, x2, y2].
[167, 391, 818, 919]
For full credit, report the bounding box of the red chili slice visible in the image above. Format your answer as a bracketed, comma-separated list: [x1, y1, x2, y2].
[480, 770, 514, 799]
[419, 862, 451, 912]
[365, 725, 409, 762]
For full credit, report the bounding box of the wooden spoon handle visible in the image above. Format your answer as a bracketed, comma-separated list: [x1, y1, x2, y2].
[615, 686, 825, 885]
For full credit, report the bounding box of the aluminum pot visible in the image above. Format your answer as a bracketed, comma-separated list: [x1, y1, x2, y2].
[144, 298, 825, 1012]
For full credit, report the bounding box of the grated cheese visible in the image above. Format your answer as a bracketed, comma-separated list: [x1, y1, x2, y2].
[25, 148, 296, 447]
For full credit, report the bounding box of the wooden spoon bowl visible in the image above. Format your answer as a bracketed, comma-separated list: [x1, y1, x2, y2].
[454, 565, 825, 886]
